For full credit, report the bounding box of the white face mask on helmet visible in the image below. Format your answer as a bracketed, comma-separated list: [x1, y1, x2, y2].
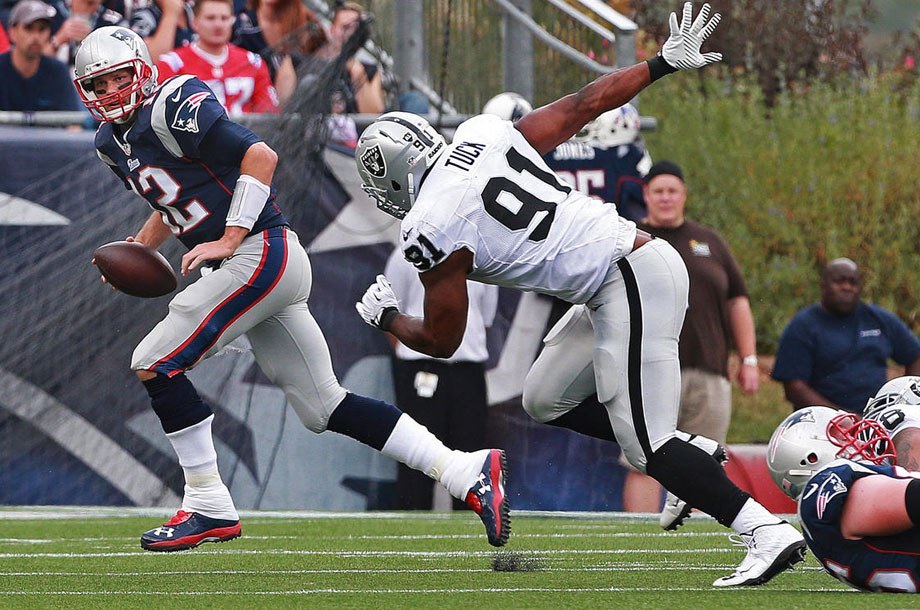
[863, 376, 920, 420]
[767, 406, 895, 500]
[73, 26, 158, 123]
[354, 112, 446, 219]
[576, 103, 641, 148]
[481, 91, 533, 122]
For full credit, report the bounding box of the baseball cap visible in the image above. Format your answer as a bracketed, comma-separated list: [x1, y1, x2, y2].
[9, 0, 56, 26]
[645, 160, 684, 184]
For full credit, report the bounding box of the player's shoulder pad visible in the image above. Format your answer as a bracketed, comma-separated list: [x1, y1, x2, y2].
[150, 75, 221, 156]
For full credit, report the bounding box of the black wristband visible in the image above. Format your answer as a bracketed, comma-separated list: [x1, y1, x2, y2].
[906, 478, 920, 526]
[646, 55, 679, 82]
[378, 307, 399, 332]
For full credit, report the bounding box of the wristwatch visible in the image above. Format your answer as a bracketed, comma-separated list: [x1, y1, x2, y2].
[742, 355, 759, 367]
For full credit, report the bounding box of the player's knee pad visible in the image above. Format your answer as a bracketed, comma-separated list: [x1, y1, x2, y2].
[522, 385, 566, 423]
[285, 382, 348, 433]
[142, 372, 213, 434]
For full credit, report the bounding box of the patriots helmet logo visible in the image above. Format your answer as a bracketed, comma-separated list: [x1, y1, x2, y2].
[361, 145, 386, 178]
[171, 91, 211, 133]
[109, 28, 135, 45]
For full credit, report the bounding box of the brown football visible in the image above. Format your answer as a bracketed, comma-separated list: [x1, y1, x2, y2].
[92, 241, 178, 298]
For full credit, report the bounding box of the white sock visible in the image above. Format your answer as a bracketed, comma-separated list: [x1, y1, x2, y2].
[730, 498, 783, 534]
[380, 414, 453, 479]
[380, 414, 489, 499]
[166, 415, 238, 520]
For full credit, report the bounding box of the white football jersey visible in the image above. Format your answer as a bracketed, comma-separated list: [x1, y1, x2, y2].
[400, 114, 637, 304]
[869, 403, 920, 439]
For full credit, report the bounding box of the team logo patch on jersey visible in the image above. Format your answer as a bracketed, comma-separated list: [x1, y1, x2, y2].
[816, 473, 847, 519]
[171, 91, 211, 133]
[361, 145, 386, 178]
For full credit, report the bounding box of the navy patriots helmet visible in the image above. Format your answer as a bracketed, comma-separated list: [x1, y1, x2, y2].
[73, 26, 158, 123]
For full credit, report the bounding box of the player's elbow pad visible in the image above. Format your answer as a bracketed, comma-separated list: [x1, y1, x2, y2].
[226, 174, 270, 230]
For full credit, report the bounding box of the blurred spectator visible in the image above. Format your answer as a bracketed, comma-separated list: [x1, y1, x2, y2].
[325, 90, 357, 148]
[157, 0, 279, 115]
[0, 17, 8, 52]
[232, 0, 324, 105]
[772, 257, 920, 413]
[306, 1, 384, 114]
[130, 0, 194, 62]
[544, 102, 651, 223]
[47, 0, 126, 69]
[384, 248, 498, 511]
[0, 0, 85, 119]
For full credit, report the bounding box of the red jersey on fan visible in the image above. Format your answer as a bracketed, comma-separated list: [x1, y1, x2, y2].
[157, 43, 280, 115]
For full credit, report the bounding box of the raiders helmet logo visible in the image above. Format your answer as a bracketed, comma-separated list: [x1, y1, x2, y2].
[361, 145, 386, 178]
[171, 91, 210, 133]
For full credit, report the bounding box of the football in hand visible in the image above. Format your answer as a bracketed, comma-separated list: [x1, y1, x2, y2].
[92, 240, 178, 298]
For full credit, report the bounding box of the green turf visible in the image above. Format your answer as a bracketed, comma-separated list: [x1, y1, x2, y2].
[0, 508, 902, 608]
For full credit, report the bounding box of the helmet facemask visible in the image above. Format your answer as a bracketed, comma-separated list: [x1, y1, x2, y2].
[77, 61, 154, 123]
[827, 414, 896, 465]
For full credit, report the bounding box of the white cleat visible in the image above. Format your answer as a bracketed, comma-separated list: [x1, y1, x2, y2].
[712, 521, 806, 587]
[659, 492, 692, 530]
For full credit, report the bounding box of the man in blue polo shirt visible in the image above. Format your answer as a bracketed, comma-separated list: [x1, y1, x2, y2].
[0, 0, 85, 116]
[772, 257, 920, 413]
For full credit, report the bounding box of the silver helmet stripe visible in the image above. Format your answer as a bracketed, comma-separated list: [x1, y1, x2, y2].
[376, 115, 436, 146]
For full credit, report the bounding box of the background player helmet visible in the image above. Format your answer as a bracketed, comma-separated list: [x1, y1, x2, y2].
[767, 406, 896, 500]
[863, 375, 920, 420]
[577, 103, 641, 148]
[355, 112, 446, 219]
[481, 92, 533, 122]
[73, 26, 158, 123]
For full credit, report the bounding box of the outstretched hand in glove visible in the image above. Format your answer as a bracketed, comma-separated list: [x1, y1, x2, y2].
[661, 2, 723, 71]
[356, 274, 400, 330]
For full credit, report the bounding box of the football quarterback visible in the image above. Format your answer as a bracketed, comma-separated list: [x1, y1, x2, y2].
[75, 26, 510, 551]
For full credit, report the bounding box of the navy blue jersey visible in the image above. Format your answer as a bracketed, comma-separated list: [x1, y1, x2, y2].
[799, 459, 920, 592]
[95, 75, 286, 250]
[543, 140, 650, 223]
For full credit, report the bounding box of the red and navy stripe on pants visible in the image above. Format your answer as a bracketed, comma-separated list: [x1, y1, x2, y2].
[153, 226, 289, 376]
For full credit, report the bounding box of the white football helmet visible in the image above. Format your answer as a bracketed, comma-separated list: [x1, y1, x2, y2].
[481, 92, 533, 122]
[577, 103, 641, 148]
[767, 406, 895, 500]
[863, 376, 920, 420]
[73, 26, 158, 123]
[355, 112, 446, 219]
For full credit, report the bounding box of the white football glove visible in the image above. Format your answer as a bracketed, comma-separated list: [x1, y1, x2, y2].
[661, 2, 723, 70]
[356, 274, 400, 330]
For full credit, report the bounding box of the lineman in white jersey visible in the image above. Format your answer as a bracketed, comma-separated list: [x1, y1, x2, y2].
[864, 376, 920, 472]
[355, 3, 805, 587]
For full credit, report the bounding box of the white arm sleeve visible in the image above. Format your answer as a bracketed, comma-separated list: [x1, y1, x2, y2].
[226, 174, 271, 230]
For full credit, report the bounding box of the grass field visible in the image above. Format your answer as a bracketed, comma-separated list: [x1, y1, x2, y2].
[1, 506, 907, 609]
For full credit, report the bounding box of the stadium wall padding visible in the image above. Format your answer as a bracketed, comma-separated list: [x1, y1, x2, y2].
[0, 127, 781, 513]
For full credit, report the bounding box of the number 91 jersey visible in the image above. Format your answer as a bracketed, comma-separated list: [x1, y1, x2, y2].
[798, 458, 920, 593]
[401, 114, 637, 304]
[94, 75, 285, 250]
